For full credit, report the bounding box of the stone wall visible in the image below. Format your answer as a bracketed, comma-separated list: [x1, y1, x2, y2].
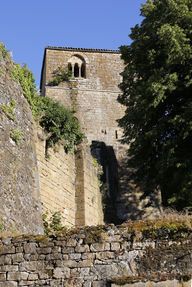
[40, 47, 162, 222]
[0, 224, 191, 286]
[41, 48, 125, 162]
[0, 49, 43, 235]
[35, 126, 103, 227]
[35, 126, 76, 227]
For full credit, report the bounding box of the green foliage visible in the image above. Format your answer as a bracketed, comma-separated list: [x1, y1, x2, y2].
[93, 158, 99, 168]
[43, 210, 67, 235]
[10, 128, 23, 144]
[0, 216, 4, 232]
[0, 42, 11, 61]
[48, 65, 72, 86]
[0, 68, 2, 75]
[1, 100, 17, 120]
[39, 97, 84, 152]
[10, 62, 84, 152]
[118, 0, 192, 210]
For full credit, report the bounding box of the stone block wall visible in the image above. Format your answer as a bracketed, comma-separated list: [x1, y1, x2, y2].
[35, 127, 103, 227]
[35, 127, 76, 227]
[41, 47, 126, 162]
[75, 142, 103, 227]
[0, 50, 43, 235]
[40, 47, 162, 223]
[0, 224, 191, 286]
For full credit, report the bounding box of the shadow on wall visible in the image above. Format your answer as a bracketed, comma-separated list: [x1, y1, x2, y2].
[117, 154, 162, 221]
[90, 141, 123, 225]
[91, 141, 162, 223]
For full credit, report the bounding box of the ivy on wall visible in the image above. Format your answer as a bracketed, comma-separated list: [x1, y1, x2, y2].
[48, 65, 72, 86]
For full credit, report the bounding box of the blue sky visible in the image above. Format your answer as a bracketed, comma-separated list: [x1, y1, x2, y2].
[0, 0, 145, 87]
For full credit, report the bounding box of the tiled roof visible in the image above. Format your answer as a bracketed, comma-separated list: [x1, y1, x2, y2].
[45, 46, 120, 53]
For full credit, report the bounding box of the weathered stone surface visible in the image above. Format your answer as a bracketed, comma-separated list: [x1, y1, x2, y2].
[20, 261, 44, 271]
[0, 245, 15, 255]
[0, 273, 6, 281]
[7, 272, 28, 281]
[23, 243, 36, 254]
[53, 267, 70, 279]
[75, 245, 90, 253]
[0, 52, 43, 235]
[12, 253, 24, 263]
[0, 282, 17, 287]
[0, 227, 192, 286]
[28, 273, 38, 280]
[0, 255, 11, 265]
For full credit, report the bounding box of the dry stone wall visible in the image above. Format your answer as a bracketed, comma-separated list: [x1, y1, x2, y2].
[0, 224, 191, 286]
[0, 51, 43, 235]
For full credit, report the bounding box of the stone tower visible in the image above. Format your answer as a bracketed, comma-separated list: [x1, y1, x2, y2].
[40, 46, 161, 222]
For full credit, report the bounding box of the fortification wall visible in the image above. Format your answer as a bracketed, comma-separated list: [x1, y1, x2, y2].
[0, 224, 191, 286]
[36, 127, 103, 227]
[0, 53, 43, 235]
[35, 127, 76, 227]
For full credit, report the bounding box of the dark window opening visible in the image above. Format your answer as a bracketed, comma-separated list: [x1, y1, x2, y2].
[81, 63, 86, 78]
[105, 130, 107, 134]
[115, 130, 118, 139]
[74, 63, 79, 77]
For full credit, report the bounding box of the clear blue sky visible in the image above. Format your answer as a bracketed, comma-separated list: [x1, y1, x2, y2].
[0, 0, 145, 88]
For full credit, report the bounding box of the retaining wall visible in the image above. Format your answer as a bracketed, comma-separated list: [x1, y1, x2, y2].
[0, 224, 191, 286]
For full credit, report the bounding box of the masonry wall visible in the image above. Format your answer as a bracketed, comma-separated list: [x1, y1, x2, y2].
[0, 52, 43, 235]
[41, 47, 162, 222]
[35, 127, 103, 227]
[42, 48, 126, 161]
[35, 127, 76, 227]
[75, 141, 103, 227]
[0, 224, 191, 286]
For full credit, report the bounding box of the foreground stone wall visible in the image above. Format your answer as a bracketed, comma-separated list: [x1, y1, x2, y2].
[0, 224, 191, 286]
[0, 50, 43, 235]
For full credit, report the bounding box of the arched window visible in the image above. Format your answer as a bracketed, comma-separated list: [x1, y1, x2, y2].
[74, 63, 79, 78]
[81, 63, 86, 78]
[68, 55, 87, 79]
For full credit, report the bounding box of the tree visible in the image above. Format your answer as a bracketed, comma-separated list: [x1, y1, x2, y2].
[118, 0, 192, 210]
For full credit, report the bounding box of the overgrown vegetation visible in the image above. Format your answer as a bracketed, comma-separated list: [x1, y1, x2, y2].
[8, 57, 84, 152]
[0, 42, 12, 62]
[109, 273, 191, 285]
[42, 210, 67, 235]
[9, 127, 23, 145]
[122, 207, 192, 240]
[1, 100, 17, 120]
[48, 65, 72, 86]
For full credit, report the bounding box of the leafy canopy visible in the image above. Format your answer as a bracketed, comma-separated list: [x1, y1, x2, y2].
[118, 0, 192, 210]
